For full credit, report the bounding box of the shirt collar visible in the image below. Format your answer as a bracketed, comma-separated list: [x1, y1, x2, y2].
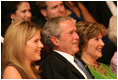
[53, 50, 74, 63]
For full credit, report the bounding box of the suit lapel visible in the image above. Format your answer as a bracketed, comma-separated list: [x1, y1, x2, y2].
[66, 61, 85, 78]
[52, 51, 85, 78]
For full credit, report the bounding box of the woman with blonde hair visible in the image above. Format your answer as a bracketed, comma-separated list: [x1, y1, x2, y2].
[2, 20, 43, 79]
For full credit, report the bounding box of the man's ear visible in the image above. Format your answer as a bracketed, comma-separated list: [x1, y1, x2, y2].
[50, 36, 59, 46]
[10, 13, 15, 20]
[41, 9, 47, 17]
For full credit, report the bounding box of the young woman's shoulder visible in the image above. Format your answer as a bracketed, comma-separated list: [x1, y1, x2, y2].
[2, 66, 22, 79]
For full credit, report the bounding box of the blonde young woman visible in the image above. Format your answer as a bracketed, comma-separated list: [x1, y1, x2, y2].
[2, 21, 43, 79]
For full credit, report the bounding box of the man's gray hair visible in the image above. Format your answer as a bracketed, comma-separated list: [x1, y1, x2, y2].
[42, 16, 74, 48]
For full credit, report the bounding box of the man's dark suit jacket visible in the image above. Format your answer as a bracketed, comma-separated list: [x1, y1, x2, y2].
[39, 51, 86, 79]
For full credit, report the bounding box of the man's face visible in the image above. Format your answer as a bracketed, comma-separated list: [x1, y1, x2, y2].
[57, 20, 79, 56]
[45, 1, 65, 20]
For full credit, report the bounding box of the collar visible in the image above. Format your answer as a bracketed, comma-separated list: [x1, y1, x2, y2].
[53, 50, 75, 63]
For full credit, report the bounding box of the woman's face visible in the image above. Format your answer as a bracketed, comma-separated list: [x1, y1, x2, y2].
[24, 31, 44, 63]
[11, 2, 32, 21]
[83, 33, 104, 60]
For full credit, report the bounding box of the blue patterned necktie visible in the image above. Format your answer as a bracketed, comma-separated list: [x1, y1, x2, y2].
[74, 57, 93, 79]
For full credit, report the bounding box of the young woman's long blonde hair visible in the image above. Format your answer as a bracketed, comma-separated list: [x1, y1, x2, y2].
[2, 20, 41, 78]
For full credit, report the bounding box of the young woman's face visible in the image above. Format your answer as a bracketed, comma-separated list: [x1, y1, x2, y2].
[83, 33, 104, 60]
[11, 2, 32, 21]
[24, 31, 44, 63]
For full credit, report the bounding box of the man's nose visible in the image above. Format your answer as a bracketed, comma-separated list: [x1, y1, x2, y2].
[74, 32, 79, 40]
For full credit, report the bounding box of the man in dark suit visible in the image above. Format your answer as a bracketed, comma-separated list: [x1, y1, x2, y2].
[39, 16, 93, 79]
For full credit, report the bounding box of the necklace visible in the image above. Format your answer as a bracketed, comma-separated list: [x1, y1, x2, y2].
[82, 56, 108, 76]
[87, 62, 108, 76]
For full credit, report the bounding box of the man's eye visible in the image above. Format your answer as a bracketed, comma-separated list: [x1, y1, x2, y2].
[28, 10, 31, 12]
[60, 3, 64, 6]
[69, 32, 73, 34]
[52, 6, 58, 9]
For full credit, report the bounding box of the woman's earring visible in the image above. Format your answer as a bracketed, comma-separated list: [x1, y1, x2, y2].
[11, 19, 14, 24]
